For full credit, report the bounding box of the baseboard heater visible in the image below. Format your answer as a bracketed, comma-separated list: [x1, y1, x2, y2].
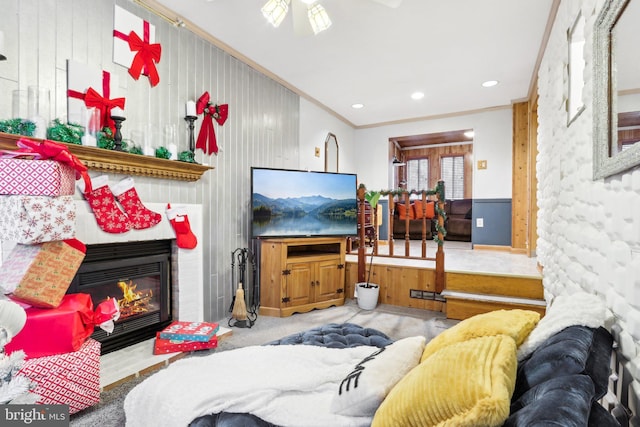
[410, 290, 446, 302]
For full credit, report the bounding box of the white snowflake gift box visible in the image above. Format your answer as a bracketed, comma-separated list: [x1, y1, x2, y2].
[0, 195, 76, 244]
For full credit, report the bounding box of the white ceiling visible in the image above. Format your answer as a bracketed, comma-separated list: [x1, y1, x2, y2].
[153, 0, 555, 128]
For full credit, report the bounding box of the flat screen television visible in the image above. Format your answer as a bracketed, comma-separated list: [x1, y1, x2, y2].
[251, 167, 358, 239]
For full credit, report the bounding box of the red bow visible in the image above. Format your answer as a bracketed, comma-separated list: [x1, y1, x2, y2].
[84, 87, 126, 135]
[127, 31, 161, 87]
[11, 138, 91, 190]
[195, 91, 229, 155]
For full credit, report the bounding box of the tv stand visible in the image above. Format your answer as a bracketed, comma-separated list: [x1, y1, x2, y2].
[259, 237, 346, 317]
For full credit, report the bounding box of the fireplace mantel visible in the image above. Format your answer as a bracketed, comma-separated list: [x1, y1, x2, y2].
[0, 132, 213, 182]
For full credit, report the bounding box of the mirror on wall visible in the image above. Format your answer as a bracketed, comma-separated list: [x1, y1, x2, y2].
[567, 11, 585, 125]
[325, 132, 338, 173]
[594, 0, 640, 179]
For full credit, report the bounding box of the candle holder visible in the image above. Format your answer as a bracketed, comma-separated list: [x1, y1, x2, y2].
[184, 115, 198, 153]
[111, 115, 126, 151]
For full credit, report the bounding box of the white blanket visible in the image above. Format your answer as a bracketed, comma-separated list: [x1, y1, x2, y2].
[123, 344, 377, 427]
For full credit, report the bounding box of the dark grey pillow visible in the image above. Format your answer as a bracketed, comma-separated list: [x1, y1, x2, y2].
[514, 325, 612, 400]
[505, 374, 594, 427]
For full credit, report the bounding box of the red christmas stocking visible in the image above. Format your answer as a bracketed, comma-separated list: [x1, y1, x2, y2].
[111, 177, 162, 230]
[81, 175, 132, 234]
[166, 204, 197, 249]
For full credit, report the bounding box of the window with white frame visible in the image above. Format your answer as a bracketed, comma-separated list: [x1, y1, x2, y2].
[441, 155, 464, 199]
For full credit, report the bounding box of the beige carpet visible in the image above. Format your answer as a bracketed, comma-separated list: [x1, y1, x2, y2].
[70, 299, 458, 427]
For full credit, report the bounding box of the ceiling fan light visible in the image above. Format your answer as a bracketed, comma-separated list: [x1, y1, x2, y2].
[262, 0, 289, 28]
[308, 4, 331, 34]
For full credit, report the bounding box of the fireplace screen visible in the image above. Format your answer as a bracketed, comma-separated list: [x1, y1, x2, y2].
[68, 240, 172, 354]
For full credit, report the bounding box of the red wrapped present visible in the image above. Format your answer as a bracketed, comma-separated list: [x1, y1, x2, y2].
[159, 321, 219, 342]
[0, 239, 86, 308]
[4, 293, 96, 358]
[0, 194, 76, 244]
[18, 338, 101, 414]
[0, 158, 76, 196]
[153, 332, 218, 355]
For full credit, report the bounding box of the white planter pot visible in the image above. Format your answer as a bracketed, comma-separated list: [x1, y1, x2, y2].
[356, 282, 380, 310]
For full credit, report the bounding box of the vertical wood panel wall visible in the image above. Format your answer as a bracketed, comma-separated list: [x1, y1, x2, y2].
[0, 0, 300, 322]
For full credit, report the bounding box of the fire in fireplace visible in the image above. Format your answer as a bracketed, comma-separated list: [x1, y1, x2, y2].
[67, 240, 173, 354]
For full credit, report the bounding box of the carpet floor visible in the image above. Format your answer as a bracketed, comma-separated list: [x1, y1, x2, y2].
[70, 299, 458, 427]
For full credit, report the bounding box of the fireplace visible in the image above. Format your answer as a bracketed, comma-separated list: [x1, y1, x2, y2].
[67, 240, 173, 354]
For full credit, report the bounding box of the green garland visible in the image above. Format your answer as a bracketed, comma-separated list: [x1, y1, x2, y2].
[46, 119, 84, 144]
[178, 150, 196, 163]
[0, 118, 36, 137]
[155, 146, 171, 160]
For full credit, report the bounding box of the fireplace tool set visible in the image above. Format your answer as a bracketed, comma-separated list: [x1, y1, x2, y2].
[228, 247, 258, 328]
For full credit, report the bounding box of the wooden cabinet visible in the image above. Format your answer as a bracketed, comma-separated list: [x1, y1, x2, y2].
[259, 237, 346, 317]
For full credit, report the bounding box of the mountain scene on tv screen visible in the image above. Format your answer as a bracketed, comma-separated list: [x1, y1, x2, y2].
[252, 193, 357, 237]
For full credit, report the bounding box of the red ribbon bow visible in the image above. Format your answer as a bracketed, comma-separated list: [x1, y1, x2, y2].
[127, 30, 161, 87]
[84, 87, 126, 136]
[12, 138, 91, 190]
[195, 91, 229, 155]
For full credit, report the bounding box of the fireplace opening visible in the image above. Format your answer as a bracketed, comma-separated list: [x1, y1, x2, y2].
[68, 240, 173, 354]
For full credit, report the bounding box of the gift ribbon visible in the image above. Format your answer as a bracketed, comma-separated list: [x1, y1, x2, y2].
[93, 297, 120, 334]
[4, 138, 92, 190]
[67, 70, 125, 134]
[195, 91, 228, 155]
[113, 20, 161, 87]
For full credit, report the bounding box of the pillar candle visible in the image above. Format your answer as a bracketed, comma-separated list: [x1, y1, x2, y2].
[186, 101, 196, 117]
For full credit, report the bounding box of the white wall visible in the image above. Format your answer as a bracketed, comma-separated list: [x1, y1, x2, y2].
[299, 98, 356, 173]
[349, 108, 513, 198]
[537, 0, 640, 384]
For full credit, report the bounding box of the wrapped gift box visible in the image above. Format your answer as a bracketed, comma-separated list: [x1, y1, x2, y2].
[159, 321, 219, 342]
[0, 239, 86, 308]
[0, 158, 76, 197]
[0, 194, 76, 244]
[153, 332, 218, 355]
[4, 293, 97, 358]
[19, 338, 101, 414]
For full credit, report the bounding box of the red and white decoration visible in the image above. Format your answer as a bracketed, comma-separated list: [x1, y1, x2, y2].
[111, 176, 162, 230]
[67, 60, 125, 135]
[113, 5, 161, 87]
[80, 175, 132, 234]
[19, 338, 101, 414]
[166, 203, 198, 249]
[196, 91, 228, 155]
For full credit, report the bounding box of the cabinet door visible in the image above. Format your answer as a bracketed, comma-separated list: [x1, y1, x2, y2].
[314, 259, 344, 302]
[285, 262, 313, 307]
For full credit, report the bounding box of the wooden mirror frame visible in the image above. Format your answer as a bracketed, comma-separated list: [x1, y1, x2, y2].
[324, 132, 338, 173]
[593, 0, 640, 179]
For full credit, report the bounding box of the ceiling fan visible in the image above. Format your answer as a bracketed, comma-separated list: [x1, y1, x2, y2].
[261, 0, 402, 35]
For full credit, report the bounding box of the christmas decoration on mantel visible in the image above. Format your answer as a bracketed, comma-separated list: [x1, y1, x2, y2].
[196, 91, 228, 155]
[113, 5, 162, 87]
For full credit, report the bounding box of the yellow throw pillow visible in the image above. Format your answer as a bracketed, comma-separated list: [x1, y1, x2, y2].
[372, 335, 517, 427]
[421, 309, 540, 362]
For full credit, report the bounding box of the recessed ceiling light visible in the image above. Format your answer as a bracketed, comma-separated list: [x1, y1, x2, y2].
[351, 103, 364, 109]
[411, 92, 425, 100]
[482, 80, 499, 88]
[464, 130, 474, 138]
